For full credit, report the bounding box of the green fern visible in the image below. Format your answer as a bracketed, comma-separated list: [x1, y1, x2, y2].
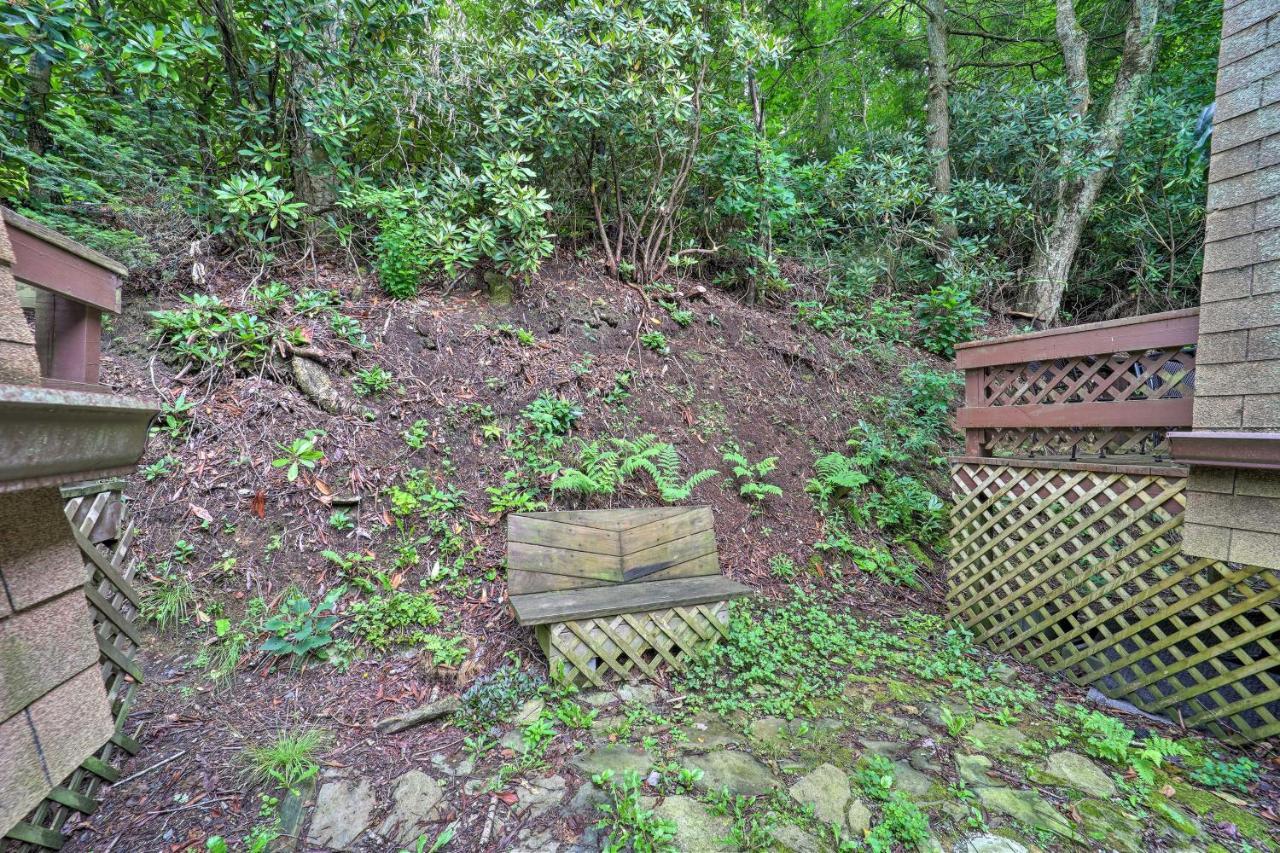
[722, 443, 783, 502]
[614, 435, 718, 503]
[552, 440, 623, 497]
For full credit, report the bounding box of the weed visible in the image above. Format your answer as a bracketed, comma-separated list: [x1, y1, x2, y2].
[261, 588, 342, 661]
[348, 591, 448, 651]
[522, 393, 581, 442]
[142, 570, 197, 629]
[272, 431, 325, 482]
[143, 455, 178, 481]
[403, 419, 431, 450]
[604, 371, 633, 405]
[640, 330, 670, 355]
[1191, 755, 1260, 791]
[864, 791, 931, 851]
[456, 659, 541, 733]
[552, 700, 598, 730]
[658, 299, 694, 327]
[244, 728, 330, 792]
[486, 471, 547, 514]
[353, 366, 393, 396]
[154, 392, 196, 440]
[768, 554, 798, 580]
[328, 509, 354, 531]
[940, 706, 974, 738]
[853, 753, 895, 801]
[593, 769, 676, 853]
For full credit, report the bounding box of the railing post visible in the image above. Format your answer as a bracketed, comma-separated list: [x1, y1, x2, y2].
[963, 368, 985, 457]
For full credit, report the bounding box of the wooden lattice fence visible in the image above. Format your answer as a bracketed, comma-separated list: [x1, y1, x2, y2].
[535, 602, 732, 687]
[3, 480, 143, 851]
[949, 458, 1280, 743]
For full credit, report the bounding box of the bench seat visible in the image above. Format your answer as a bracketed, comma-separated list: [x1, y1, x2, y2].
[509, 575, 752, 626]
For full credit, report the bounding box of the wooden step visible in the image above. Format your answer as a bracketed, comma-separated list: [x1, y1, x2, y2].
[510, 575, 752, 626]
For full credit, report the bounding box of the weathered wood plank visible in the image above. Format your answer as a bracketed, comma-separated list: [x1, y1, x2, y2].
[619, 506, 711, 554]
[507, 540, 621, 581]
[507, 568, 612, 595]
[4, 820, 65, 849]
[517, 507, 688, 531]
[510, 575, 751, 625]
[47, 785, 96, 815]
[508, 551, 720, 594]
[622, 529, 717, 581]
[509, 515, 621, 555]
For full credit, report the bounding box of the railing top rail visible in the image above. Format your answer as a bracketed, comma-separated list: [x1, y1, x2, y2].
[955, 307, 1199, 370]
[3, 207, 126, 314]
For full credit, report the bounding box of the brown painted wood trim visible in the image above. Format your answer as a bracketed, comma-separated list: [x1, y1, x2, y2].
[1167, 431, 1280, 470]
[4, 210, 123, 313]
[955, 398, 1193, 430]
[510, 575, 752, 625]
[949, 456, 1189, 477]
[2, 208, 127, 276]
[954, 309, 1199, 369]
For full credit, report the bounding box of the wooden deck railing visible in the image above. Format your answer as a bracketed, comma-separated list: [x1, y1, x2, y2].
[953, 308, 1199, 461]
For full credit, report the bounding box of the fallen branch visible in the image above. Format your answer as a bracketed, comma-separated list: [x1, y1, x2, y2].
[375, 695, 461, 734]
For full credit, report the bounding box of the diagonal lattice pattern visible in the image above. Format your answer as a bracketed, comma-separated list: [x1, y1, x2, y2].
[5, 483, 144, 852]
[979, 347, 1195, 407]
[537, 602, 731, 687]
[948, 461, 1280, 744]
[982, 427, 1171, 460]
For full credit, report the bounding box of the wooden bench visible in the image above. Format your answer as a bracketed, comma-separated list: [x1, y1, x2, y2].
[507, 506, 751, 686]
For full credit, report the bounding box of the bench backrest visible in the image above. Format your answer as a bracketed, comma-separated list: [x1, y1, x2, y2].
[507, 506, 718, 595]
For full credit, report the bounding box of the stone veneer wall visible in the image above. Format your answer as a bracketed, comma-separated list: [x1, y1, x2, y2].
[1183, 0, 1280, 568]
[0, 213, 116, 833]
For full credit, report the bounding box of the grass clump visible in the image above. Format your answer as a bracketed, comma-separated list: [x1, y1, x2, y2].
[244, 728, 330, 792]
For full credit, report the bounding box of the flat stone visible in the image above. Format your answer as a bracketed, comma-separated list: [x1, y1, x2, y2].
[653, 796, 733, 851]
[581, 690, 616, 707]
[955, 754, 1004, 788]
[954, 834, 1029, 853]
[509, 698, 545, 725]
[308, 778, 375, 849]
[976, 787, 1080, 843]
[510, 829, 561, 853]
[892, 761, 935, 797]
[889, 715, 932, 737]
[789, 763, 850, 827]
[377, 770, 444, 847]
[861, 739, 909, 759]
[909, 747, 943, 774]
[501, 729, 530, 754]
[771, 823, 823, 853]
[1077, 798, 1142, 853]
[1151, 798, 1201, 837]
[847, 799, 872, 835]
[617, 683, 660, 704]
[966, 721, 1029, 756]
[571, 744, 652, 781]
[567, 780, 608, 817]
[1039, 751, 1115, 798]
[515, 774, 566, 820]
[748, 716, 789, 748]
[680, 715, 743, 752]
[688, 751, 780, 797]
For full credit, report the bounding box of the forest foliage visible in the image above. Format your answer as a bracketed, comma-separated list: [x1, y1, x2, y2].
[1, 0, 1220, 329]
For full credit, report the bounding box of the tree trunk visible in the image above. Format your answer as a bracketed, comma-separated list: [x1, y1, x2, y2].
[925, 0, 957, 246]
[23, 54, 53, 156]
[1016, 0, 1164, 325]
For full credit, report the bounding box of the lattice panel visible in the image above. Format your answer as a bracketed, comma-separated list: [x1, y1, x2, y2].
[979, 347, 1195, 408]
[537, 602, 731, 687]
[3, 482, 143, 852]
[983, 427, 1170, 460]
[948, 462, 1280, 744]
